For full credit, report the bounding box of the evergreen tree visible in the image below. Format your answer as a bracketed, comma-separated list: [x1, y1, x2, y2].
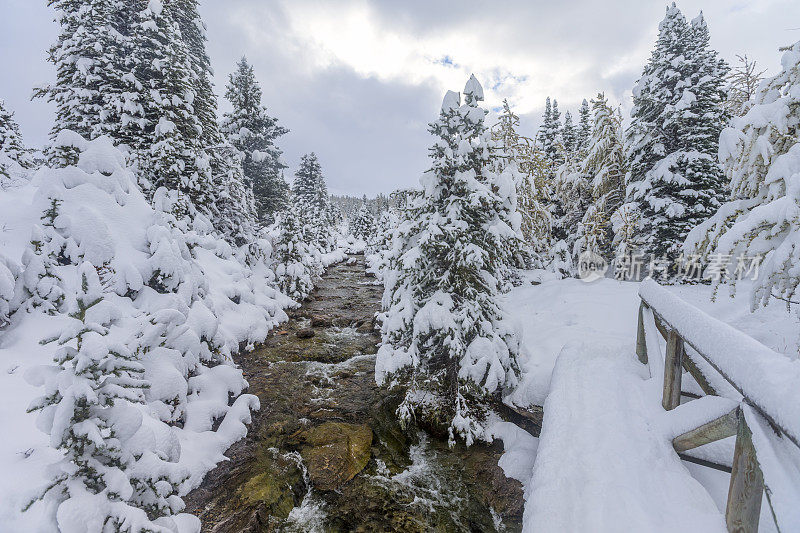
[561, 111, 577, 155]
[0, 98, 33, 182]
[131, 0, 215, 215]
[35, 0, 140, 166]
[25, 262, 159, 529]
[377, 76, 521, 445]
[577, 98, 591, 152]
[221, 57, 289, 223]
[625, 3, 729, 279]
[273, 200, 315, 301]
[491, 100, 552, 263]
[208, 144, 257, 247]
[575, 94, 628, 261]
[293, 153, 322, 206]
[685, 40, 800, 308]
[350, 202, 376, 241]
[173, 0, 220, 148]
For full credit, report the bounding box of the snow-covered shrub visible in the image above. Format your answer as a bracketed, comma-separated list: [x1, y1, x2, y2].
[685, 40, 800, 309]
[6, 133, 292, 530]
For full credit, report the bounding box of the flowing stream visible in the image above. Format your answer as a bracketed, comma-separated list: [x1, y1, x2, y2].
[185, 255, 525, 532]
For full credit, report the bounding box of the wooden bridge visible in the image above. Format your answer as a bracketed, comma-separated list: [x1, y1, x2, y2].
[526, 279, 800, 532]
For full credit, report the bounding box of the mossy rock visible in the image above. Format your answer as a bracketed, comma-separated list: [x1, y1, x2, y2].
[296, 422, 373, 491]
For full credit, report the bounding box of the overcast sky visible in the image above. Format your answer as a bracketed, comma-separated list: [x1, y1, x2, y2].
[1, 0, 798, 196]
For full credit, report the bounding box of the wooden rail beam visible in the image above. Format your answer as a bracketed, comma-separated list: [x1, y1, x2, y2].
[662, 330, 684, 410]
[636, 302, 648, 365]
[673, 407, 739, 453]
[725, 417, 763, 533]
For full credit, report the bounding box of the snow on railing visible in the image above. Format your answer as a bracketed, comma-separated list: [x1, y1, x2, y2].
[636, 278, 800, 533]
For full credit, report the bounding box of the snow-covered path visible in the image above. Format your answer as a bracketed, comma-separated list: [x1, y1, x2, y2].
[524, 343, 726, 532]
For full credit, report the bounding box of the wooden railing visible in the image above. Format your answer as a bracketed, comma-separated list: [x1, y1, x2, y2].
[637, 279, 800, 533]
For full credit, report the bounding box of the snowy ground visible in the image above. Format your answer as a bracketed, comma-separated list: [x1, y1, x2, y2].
[494, 271, 799, 532]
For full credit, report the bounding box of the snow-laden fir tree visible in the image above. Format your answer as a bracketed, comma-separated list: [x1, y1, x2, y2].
[24, 262, 165, 531]
[35, 0, 140, 166]
[350, 202, 376, 241]
[131, 0, 215, 215]
[0, 98, 33, 183]
[173, 0, 219, 148]
[574, 94, 628, 261]
[561, 111, 577, 155]
[272, 199, 315, 301]
[376, 76, 521, 445]
[625, 4, 729, 279]
[685, 40, 800, 310]
[577, 98, 591, 152]
[221, 57, 289, 223]
[208, 144, 257, 247]
[293, 152, 334, 251]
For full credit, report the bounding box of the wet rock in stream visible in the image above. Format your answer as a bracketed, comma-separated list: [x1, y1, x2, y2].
[184, 255, 525, 532]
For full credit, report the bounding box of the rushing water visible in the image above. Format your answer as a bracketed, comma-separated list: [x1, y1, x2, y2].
[184, 255, 524, 532]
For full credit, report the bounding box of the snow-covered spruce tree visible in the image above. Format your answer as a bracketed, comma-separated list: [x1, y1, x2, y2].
[172, 0, 219, 149]
[0, 98, 34, 183]
[377, 76, 521, 445]
[35, 0, 140, 166]
[561, 111, 577, 155]
[131, 0, 215, 215]
[685, 40, 800, 309]
[350, 202, 376, 241]
[208, 144, 257, 247]
[577, 98, 591, 152]
[12, 201, 68, 316]
[574, 94, 628, 261]
[625, 4, 729, 279]
[272, 199, 315, 301]
[293, 152, 334, 252]
[24, 261, 163, 530]
[221, 57, 289, 224]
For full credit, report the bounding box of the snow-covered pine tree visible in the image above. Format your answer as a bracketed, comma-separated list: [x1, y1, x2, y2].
[273, 199, 315, 301]
[561, 111, 577, 155]
[132, 0, 214, 215]
[536, 97, 552, 151]
[293, 152, 334, 251]
[13, 201, 67, 316]
[24, 261, 162, 530]
[350, 202, 376, 241]
[574, 93, 628, 261]
[0, 98, 33, 183]
[221, 57, 289, 224]
[208, 144, 257, 247]
[377, 76, 521, 445]
[577, 98, 591, 152]
[292, 152, 322, 207]
[173, 0, 220, 148]
[625, 3, 729, 279]
[684, 40, 800, 310]
[35, 0, 140, 166]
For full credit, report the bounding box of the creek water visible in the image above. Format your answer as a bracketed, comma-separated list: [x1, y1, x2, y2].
[185, 255, 525, 532]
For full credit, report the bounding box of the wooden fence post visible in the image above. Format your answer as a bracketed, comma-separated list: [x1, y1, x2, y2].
[636, 301, 648, 365]
[726, 416, 763, 532]
[662, 330, 684, 410]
